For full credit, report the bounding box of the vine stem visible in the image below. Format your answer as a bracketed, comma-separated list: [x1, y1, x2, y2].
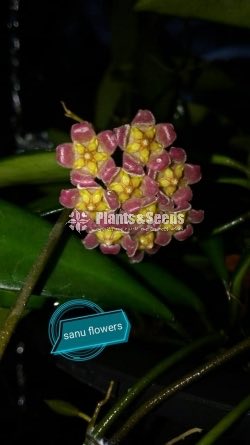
[196, 394, 250, 445]
[0, 209, 70, 359]
[92, 333, 222, 439]
[110, 336, 250, 443]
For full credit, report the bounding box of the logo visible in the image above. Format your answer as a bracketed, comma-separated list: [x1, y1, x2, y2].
[48, 299, 131, 362]
[68, 210, 88, 232]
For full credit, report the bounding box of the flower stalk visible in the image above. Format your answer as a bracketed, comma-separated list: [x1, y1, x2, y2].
[92, 333, 222, 440]
[110, 336, 250, 443]
[0, 208, 70, 359]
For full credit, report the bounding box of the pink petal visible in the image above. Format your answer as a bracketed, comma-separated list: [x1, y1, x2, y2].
[71, 122, 95, 143]
[59, 189, 79, 208]
[141, 176, 158, 196]
[174, 224, 193, 241]
[129, 251, 144, 263]
[100, 244, 121, 255]
[82, 233, 99, 249]
[175, 201, 191, 212]
[122, 197, 142, 213]
[155, 230, 172, 246]
[123, 153, 144, 175]
[188, 209, 204, 224]
[121, 234, 138, 257]
[70, 170, 98, 187]
[104, 190, 119, 210]
[169, 147, 187, 164]
[131, 109, 155, 126]
[98, 130, 117, 154]
[114, 124, 130, 149]
[184, 164, 202, 184]
[157, 191, 173, 210]
[172, 186, 193, 205]
[146, 245, 161, 255]
[155, 123, 176, 147]
[141, 195, 158, 208]
[147, 150, 171, 171]
[56, 143, 74, 168]
[98, 158, 120, 184]
[147, 168, 157, 180]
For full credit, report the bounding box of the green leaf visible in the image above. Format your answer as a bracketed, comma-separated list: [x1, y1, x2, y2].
[0, 152, 68, 187]
[127, 261, 205, 312]
[231, 252, 250, 298]
[95, 67, 125, 130]
[122, 260, 213, 331]
[201, 237, 229, 285]
[211, 154, 250, 177]
[135, 0, 250, 29]
[0, 199, 178, 326]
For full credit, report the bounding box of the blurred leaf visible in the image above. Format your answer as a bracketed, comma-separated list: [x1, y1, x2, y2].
[201, 237, 229, 286]
[135, 0, 250, 29]
[48, 129, 69, 146]
[45, 400, 90, 422]
[195, 67, 233, 92]
[229, 135, 250, 152]
[128, 261, 205, 312]
[0, 200, 179, 327]
[124, 261, 213, 331]
[187, 103, 210, 125]
[231, 251, 250, 298]
[0, 289, 55, 310]
[95, 67, 125, 129]
[0, 152, 68, 187]
[217, 177, 250, 189]
[211, 154, 250, 177]
[0, 308, 10, 327]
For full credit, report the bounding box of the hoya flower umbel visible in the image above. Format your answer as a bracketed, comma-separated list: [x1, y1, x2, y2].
[56, 122, 117, 177]
[115, 110, 176, 173]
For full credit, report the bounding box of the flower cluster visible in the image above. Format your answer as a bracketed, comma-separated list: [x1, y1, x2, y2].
[57, 110, 204, 262]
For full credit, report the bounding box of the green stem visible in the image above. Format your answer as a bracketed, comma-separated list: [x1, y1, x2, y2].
[211, 154, 250, 177]
[0, 209, 70, 359]
[111, 336, 250, 443]
[211, 211, 250, 235]
[196, 394, 250, 445]
[92, 333, 222, 439]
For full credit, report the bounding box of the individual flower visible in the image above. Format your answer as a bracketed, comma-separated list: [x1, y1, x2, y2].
[59, 186, 118, 220]
[115, 110, 176, 173]
[56, 122, 117, 179]
[107, 168, 143, 204]
[155, 147, 201, 201]
[83, 228, 124, 255]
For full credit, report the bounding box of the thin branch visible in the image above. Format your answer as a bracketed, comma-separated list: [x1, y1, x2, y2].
[0, 209, 70, 359]
[88, 381, 115, 432]
[165, 427, 202, 445]
[211, 211, 250, 235]
[61, 101, 85, 123]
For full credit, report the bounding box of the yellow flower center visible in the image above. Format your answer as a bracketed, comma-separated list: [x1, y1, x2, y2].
[157, 164, 184, 197]
[126, 126, 162, 164]
[137, 232, 155, 250]
[76, 188, 109, 219]
[96, 229, 124, 246]
[72, 138, 109, 176]
[109, 169, 143, 203]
